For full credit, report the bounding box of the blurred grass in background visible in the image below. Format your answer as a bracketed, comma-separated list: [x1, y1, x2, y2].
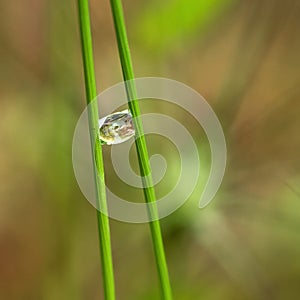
[1, 0, 300, 299]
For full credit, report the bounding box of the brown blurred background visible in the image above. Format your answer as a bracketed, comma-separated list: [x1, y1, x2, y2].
[1, 0, 300, 299]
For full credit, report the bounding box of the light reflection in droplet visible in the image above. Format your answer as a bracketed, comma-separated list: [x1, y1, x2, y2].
[98, 109, 135, 145]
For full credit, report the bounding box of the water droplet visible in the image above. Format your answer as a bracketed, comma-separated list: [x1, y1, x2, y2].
[98, 109, 135, 145]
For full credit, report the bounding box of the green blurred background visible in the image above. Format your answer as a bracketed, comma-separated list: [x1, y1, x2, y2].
[1, 0, 300, 299]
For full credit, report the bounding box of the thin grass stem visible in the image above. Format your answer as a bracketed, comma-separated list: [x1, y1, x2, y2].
[109, 0, 173, 299]
[77, 0, 116, 299]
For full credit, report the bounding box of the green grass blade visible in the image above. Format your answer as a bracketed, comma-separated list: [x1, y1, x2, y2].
[77, 0, 116, 299]
[109, 0, 173, 299]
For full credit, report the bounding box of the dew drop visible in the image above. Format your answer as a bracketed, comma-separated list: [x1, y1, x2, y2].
[98, 109, 135, 145]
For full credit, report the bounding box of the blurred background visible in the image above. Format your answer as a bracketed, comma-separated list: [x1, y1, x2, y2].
[1, 0, 300, 299]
